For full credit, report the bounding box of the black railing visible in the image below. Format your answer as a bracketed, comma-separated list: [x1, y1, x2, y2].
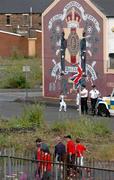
[0, 155, 114, 180]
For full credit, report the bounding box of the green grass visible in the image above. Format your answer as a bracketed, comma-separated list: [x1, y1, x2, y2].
[0, 110, 114, 160]
[0, 56, 42, 88]
[7, 104, 45, 128]
[51, 117, 111, 139]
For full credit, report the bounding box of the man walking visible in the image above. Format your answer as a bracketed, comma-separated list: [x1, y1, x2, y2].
[54, 136, 66, 180]
[54, 136, 66, 162]
[64, 135, 75, 177]
[89, 85, 100, 115]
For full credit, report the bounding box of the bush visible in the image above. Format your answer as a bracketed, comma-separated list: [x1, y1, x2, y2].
[6, 73, 29, 88]
[0, 57, 42, 88]
[19, 104, 45, 127]
[8, 104, 44, 128]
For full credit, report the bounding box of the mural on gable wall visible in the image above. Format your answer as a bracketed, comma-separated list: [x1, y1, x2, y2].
[43, 0, 103, 97]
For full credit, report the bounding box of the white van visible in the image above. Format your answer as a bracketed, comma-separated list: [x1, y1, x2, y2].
[97, 89, 114, 117]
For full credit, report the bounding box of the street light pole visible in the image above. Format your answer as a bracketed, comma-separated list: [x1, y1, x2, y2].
[30, 7, 33, 28]
[29, 7, 33, 37]
[25, 70, 28, 100]
[22, 65, 30, 101]
[79, 85, 82, 116]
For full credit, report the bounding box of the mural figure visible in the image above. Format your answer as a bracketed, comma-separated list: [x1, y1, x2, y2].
[80, 32, 86, 73]
[66, 7, 81, 65]
[51, 59, 61, 82]
[60, 31, 67, 74]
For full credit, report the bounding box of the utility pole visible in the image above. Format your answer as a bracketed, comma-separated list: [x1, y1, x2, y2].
[22, 65, 30, 100]
[79, 85, 82, 116]
[30, 7, 33, 28]
[29, 7, 33, 37]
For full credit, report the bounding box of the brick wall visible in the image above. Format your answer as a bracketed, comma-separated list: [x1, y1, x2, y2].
[0, 13, 41, 34]
[0, 31, 28, 57]
[0, 13, 42, 58]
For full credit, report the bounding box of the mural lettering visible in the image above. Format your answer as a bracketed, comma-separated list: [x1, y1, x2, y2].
[48, 1, 100, 32]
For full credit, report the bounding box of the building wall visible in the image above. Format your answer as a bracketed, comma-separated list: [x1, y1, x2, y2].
[107, 18, 114, 69]
[0, 13, 41, 34]
[0, 30, 43, 58]
[108, 18, 114, 54]
[42, 0, 108, 98]
[0, 31, 28, 57]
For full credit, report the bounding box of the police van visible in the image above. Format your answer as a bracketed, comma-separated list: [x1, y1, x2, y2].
[97, 89, 114, 117]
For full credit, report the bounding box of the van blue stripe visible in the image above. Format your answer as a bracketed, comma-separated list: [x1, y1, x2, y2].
[111, 101, 114, 105]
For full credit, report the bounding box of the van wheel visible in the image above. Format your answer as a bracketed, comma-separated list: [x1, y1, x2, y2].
[97, 104, 110, 117]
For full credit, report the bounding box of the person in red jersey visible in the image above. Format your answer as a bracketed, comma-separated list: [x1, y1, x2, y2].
[64, 135, 75, 158]
[75, 138, 86, 166]
[35, 138, 49, 179]
[40, 148, 52, 180]
[64, 135, 75, 176]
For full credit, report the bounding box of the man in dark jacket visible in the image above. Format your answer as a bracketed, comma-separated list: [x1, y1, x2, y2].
[54, 136, 66, 180]
[54, 136, 66, 162]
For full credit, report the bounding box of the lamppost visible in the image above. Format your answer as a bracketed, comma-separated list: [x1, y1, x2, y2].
[22, 65, 30, 100]
[29, 7, 33, 37]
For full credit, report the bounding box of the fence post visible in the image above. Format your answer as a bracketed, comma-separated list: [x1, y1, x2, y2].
[63, 161, 66, 180]
[4, 149, 7, 180]
[8, 149, 12, 178]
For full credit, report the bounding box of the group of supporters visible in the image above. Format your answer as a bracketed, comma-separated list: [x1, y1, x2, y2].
[35, 135, 86, 180]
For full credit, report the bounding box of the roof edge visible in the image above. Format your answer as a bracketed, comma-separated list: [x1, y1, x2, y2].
[106, 16, 114, 18]
[42, 0, 60, 17]
[0, 30, 21, 36]
[86, 0, 106, 19]
[42, 0, 107, 20]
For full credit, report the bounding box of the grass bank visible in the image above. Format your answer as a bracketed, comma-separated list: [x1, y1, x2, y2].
[0, 56, 42, 88]
[0, 104, 114, 160]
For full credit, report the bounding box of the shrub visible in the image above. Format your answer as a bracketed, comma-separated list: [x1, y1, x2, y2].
[0, 57, 42, 88]
[6, 73, 29, 88]
[19, 104, 45, 127]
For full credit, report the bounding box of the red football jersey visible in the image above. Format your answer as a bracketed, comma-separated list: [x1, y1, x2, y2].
[41, 152, 51, 171]
[67, 140, 75, 154]
[75, 144, 86, 157]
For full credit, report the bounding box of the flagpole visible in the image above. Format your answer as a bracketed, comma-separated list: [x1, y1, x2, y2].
[79, 84, 82, 116]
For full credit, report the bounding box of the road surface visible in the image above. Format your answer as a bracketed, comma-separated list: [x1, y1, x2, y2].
[0, 91, 113, 130]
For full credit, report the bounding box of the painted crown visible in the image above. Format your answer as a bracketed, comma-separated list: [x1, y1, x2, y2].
[66, 8, 81, 28]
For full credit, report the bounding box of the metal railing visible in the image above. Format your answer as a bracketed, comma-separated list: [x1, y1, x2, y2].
[0, 153, 114, 180]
